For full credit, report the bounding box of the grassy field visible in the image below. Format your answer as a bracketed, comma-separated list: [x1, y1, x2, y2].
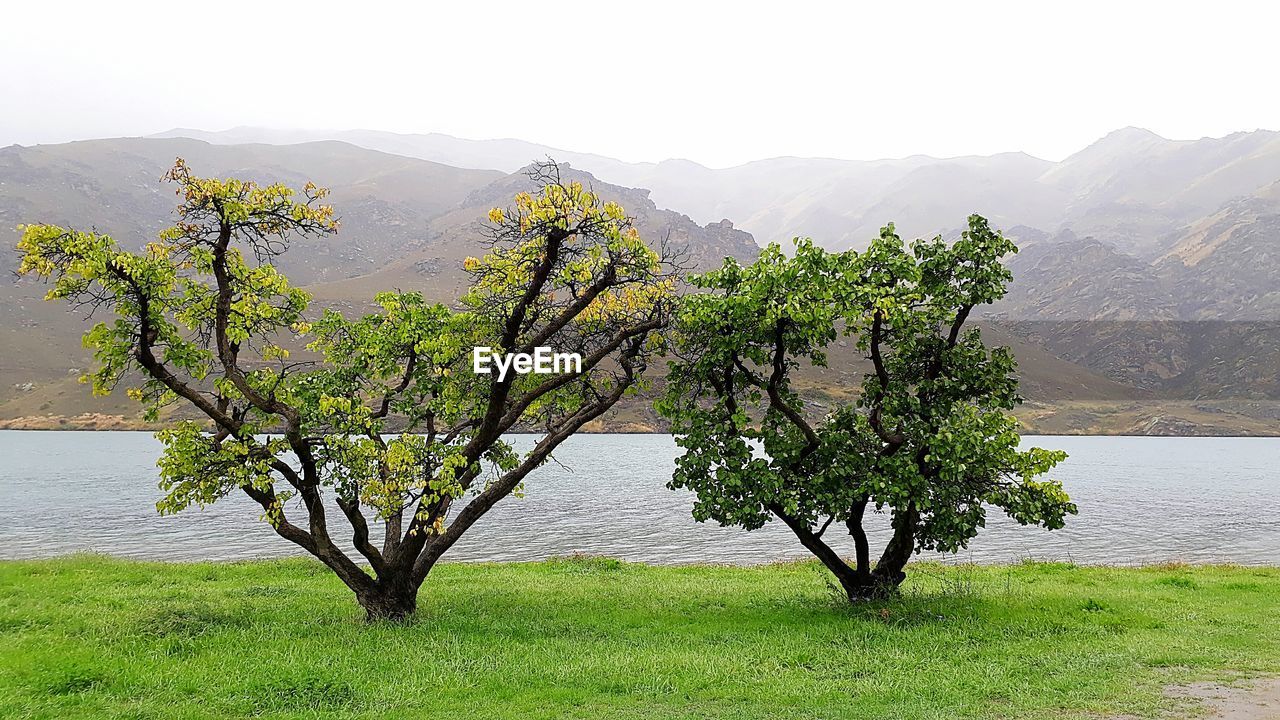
[0, 557, 1277, 719]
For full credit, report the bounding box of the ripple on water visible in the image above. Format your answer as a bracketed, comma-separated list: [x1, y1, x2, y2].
[1, 431, 1277, 565]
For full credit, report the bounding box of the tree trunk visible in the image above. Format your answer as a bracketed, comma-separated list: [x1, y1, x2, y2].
[806, 545, 906, 602]
[835, 503, 918, 600]
[838, 569, 905, 601]
[846, 499, 871, 576]
[771, 501, 915, 603]
[356, 578, 419, 622]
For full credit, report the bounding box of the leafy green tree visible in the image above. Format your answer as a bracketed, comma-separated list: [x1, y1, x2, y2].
[18, 160, 675, 620]
[657, 217, 1074, 600]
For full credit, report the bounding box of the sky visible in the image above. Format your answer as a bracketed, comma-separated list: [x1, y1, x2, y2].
[3, 0, 1276, 167]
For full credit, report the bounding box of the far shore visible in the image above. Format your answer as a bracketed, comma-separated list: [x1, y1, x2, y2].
[1, 415, 1277, 437]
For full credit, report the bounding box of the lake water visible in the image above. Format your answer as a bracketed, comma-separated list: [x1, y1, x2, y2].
[0, 431, 1276, 566]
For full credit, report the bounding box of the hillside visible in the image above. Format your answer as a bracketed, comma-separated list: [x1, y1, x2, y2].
[1153, 181, 1280, 319]
[992, 231, 1181, 321]
[3, 135, 1277, 436]
[154, 126, 1280, 256]
[0, 139, 760, 429]
[309, 162, 760, 307]
[0, 137, 503, 284]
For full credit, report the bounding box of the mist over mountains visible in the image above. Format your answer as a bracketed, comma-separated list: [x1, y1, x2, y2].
[2, 127, 1277, 434]
[156, 127, 1279, 246]
[0, 138, 756, 286]
[152, 125, 1280, 322]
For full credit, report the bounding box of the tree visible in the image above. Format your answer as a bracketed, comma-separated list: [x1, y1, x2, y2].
[657, 216, 1075, 601]
[18, 160, 676, 620]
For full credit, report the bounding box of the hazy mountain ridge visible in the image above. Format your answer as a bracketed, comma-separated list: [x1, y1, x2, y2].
[150, 125, 1280, 258]
[991, 231, 1181, 321]
[2, 133, 1277, 435]
[0, 137, 503, 284]
[1153, 182, 1280, 319]
[0, 139, 761, 429]
[303, 162, 761, 307]
[985, 182, 1280, 323]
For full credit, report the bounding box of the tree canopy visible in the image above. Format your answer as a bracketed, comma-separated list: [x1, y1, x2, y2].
[657, 217, 1074, 599]
[18, 160, 676, 620]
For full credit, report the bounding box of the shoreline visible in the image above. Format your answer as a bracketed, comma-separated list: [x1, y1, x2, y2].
[1, 423, 1279, 438]
[4, 554, 1279, 570]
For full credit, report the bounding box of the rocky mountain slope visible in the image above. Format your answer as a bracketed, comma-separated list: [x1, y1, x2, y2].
[0, 138, 503, 284]
[981, 178, 1280, 414]
[154, 126, 1280, 257]
[0, 138, 759, 428]
[3, 134, 1277, 435]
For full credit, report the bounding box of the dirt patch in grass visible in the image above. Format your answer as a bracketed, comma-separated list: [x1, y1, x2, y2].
[1112, 679, 1280, 719]
[1167, 678, 1280, 719]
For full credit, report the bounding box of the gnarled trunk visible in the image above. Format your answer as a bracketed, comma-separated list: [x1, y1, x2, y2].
[772, 501, 917, 603]
[834, 567, 906, 601]
[349, 543, 450, 622]
[355, 575, 420, 622]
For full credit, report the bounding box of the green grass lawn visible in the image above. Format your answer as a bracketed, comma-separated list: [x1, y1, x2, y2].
[0, 557, 1277, 719]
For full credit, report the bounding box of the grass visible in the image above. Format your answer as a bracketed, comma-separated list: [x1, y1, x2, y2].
[0, 557, 1277, 719]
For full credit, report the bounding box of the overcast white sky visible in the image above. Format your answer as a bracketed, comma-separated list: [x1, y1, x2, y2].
[3, 0, 1275, 167]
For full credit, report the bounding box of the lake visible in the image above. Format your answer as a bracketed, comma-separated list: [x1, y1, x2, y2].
[0, 431, 1276, 566]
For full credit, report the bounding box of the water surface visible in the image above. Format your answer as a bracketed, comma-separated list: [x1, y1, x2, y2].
[1, 431, 1276, 565]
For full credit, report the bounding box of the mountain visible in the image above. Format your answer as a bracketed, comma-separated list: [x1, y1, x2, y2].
[984, 179, 1280, 408]
[991, 230, 1180, 321]
[4, 133, 1278, 435]
[1, 137, 756, 283]
[1046, 128, 1280, 259]
[0, 138, 760, 428]
[150, 127, 635, 187]
[1153, 181, 1280, 319]
[306, 163, 761, 307]
[985, 177, 1280, 325]
[151, 126, 1280, 258]
[0, 137, 503, 284]
[150, 127, 1061, 250]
